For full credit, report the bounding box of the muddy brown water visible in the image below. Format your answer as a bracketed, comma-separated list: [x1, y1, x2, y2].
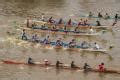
[0, 0, 120, 80]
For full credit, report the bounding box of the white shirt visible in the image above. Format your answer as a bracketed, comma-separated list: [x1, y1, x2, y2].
[95, 44, 100, 49]
[90, 28, 94, 33]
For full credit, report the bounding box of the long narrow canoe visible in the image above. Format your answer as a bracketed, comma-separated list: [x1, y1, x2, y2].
[80, 15, 120, 20]
[20, 27, 100, 36]
[25, 19, 114, 29]
[14, 38, 107, 52]
[2, 60, 120, 74]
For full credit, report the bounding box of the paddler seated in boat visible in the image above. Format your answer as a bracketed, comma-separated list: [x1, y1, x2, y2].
[43, 36, 51, 44]
[112, 20, 117, 26]
[96, 20, 101, 26]
[41, 13, 45, 21]
[83, 19, 89, 26]
[71, 61, 78, 68]
[51, 25, 58, 31]
[104, 13, 110, 19]
[115, 14, 118, 21]
[89, 12, 93, 18]
[98, 62, 105, 71]
[78, 19, 83, 26]
[56, 38, 63, 47]
[28, 57, 34, 64]
[21, 29, 27, 40]
[81, 41, 89, 49]
[27, 18, 30, 27]
[67, 19, 72, 26]
[48, 16, 54, 23]
[69, 39, 76, 48]
[58, 18, 63, 24]
[44, 59, 50, 66]
[94, 42, 100, 50]
[74, 27, 80, 33]
[31, 22, 37, 28]
[89, 27, 94, 33]
[41, 24, 47, 30]
[83, 63, 91, 71]
[56, 60, 63, 68]
[98, 12, 103, 18]
[32, 34, 39, 42]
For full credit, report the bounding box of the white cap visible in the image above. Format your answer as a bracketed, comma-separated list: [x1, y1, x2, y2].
[44, 59, 48, 62]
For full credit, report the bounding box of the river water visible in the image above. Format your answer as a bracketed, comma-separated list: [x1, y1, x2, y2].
[0, 0, 120, 80]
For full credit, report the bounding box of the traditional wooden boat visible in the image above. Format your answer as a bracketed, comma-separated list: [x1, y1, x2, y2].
[14, 37, 107, 52]
[80, 14, 120, 20]
[26, 19, 114, 29]
[2, 60, 120, 74]
[20, 27, 101, 36]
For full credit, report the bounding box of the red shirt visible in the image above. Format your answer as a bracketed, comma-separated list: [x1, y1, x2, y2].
[99, 65, 105, 71]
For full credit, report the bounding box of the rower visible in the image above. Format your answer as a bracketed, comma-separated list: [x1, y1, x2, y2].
[71, 61, 77, 68]
[31, 22, 37, 28]
[32, 34, 39, 42]
[58, 18, 63, 24]
[83, 63, 91, 71]
[112, 20, 117, 26]
[83, 19, 89, 26]
[69, 39, 76, 48]
[27, 18, 29, 27]
[41, 24, 46, 30]
[48, 17, 54, 23]
[51, 25, 58, 31]
[89, 27, 94, 33]
[98, 12, 103, 18]
[56, 60, 63, 68]
[115, 14, 118, 21]
[43, 36, 51, 44]
[21, 29, 27, 40]
[78, 19, 83, 26]
[67, 19, 72, 25]
[81, 41, 88, 48]
[74, 27, 79, 33]
[44, 59, 50, 66]
[94, 42, 100, 50]
[56, 38, 63, 46]
[104, 13, 110, 19]
[99, 62, 105, 71]
[41, 13, 45, 21]
[89, 12, 93, 18]
[28, 57, 34, 64]
[96, 20, 101, 26]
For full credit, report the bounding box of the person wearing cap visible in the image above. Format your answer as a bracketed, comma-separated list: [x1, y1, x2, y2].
[44, 59, 50, 66]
